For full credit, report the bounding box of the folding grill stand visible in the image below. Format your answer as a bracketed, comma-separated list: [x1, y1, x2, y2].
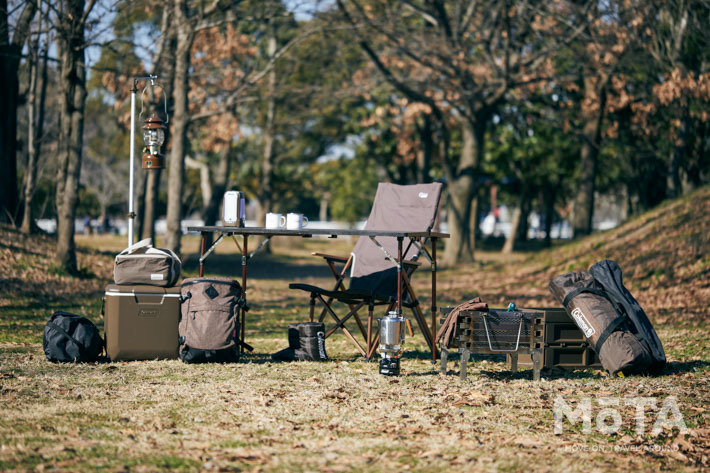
[439, 309, 543, 380]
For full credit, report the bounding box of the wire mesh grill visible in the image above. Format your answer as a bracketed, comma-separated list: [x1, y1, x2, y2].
[469, 311, 534, 352]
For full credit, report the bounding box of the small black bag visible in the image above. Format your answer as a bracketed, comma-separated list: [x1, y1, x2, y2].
[43, 311, 104, 363]
[272, 322, 328, 362]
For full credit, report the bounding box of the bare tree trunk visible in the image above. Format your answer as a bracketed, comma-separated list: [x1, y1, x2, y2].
[136, 170, 147, 240]
[165, 0, 194, 254]
[517, 192, 530, 242]
[319, 192, 330, 222]
[140, 8, 173, 243]
[141, 169, 161, 242]
[416, 114, 433, 183]
[185, 154, 212, 210]
[502, 186, 528, 254]
[20, 43, 39, 231]
[502, 207, 522, 254]
[22, 24, 48, 234]
[543, 184, 556, 247]
[667, 107, 688, 199]
[202, 147, 230, 248]
[0, 0, 36, 223]
[442, 118, 484, 266]
[257, 32, 277, 226]
[256, 30, 277, 243]
[572, 75, 607, 237]
[55, 0, 91, 273]
[204, 148, 230, 224]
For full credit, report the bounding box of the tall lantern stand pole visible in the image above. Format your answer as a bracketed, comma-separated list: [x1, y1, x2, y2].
[127, 75, 163, 247]
[128, 81, 138, 247]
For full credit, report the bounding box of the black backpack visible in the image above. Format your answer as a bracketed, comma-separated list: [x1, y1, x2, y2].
[43, 311, 104, 363]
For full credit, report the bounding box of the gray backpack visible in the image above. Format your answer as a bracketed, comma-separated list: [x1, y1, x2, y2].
[179, 277, 244, 363]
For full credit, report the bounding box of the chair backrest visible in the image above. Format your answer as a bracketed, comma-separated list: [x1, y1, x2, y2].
[349, 182, 443, 299]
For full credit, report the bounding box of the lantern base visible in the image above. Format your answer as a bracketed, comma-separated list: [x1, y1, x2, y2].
[142, 153, 165, 170]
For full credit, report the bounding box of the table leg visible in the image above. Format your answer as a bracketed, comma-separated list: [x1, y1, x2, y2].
[241, 235, 248, 354]
[440, 346, 449, 374]
[460, 348, 470, 380]
[532, 349, 542, 381]
[397, 237, 403, 315]
[199, 232, 206, 277]
[431, 237, 438, 363]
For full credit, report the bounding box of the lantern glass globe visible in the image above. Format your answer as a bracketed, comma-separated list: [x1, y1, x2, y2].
[143, 128, 165, 147]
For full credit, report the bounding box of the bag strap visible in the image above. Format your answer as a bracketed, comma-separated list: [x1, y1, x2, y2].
[562, 286, 613, 308]
[119, 237, 153, 256]
[593, 315, 626, 354]
[562, 287, 628, 354]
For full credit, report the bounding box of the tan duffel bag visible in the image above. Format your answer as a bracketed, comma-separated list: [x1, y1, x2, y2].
[114, 238, 181, 287]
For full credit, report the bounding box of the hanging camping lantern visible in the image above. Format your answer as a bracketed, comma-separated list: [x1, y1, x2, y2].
[141, 115, 166, 169]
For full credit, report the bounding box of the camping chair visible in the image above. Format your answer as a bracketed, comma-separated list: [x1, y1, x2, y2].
[288, 182, 443, 359]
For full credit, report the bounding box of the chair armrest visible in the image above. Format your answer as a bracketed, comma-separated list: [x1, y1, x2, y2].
[402, 260, 421, 267]
[312, 252, 349, 263]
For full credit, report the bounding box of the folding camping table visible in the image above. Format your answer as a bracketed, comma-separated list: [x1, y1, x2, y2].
[187, 226, 448, 361]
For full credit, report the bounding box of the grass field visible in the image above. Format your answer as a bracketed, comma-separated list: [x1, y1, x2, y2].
[0, 189, 708, 472]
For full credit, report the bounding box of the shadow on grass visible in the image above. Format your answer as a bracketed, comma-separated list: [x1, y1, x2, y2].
[477, 368, 601, 381]
[182, 251, 336, 280]
[0, 241, 47, 258]
[663, 360, 709, 374]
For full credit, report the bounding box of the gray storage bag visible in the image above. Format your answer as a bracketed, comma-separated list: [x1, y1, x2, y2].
[549, 260, 665, 376]
[114, 238, 181, 287]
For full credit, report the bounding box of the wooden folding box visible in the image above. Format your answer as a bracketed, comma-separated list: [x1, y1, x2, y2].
[510, 307, 602, 370]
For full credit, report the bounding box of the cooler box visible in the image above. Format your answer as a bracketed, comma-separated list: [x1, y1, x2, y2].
[104, 284, 181, 361]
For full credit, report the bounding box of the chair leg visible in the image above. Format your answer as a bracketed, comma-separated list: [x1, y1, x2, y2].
[309, 293, 316, 322]
[367, 332, 380, 359]
[405, 316, 415, 337]
[318, 295, 367, 357]
[352, 311, 369, 343]
[366, 300, 374, 361]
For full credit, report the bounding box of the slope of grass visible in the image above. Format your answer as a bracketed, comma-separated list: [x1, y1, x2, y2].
[0, 188, 708, 472]
[440, 186, 710, 325]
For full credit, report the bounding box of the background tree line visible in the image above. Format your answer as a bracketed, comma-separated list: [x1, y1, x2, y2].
[0, 0, 708, 273]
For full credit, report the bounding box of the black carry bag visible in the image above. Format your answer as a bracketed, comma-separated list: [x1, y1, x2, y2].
[272, 322, 328, 362]
[43, 311, 104, 363]
[179, 277, 244, 363]
[549, 260, 666, 376]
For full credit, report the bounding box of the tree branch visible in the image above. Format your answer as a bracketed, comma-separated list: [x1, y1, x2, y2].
[10, 0, 37, 48]
[80, 0, 99, 27]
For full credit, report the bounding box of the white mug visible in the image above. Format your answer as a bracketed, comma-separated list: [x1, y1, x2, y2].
[265, 212, 286, 229]
[286, 213, 308, 230]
